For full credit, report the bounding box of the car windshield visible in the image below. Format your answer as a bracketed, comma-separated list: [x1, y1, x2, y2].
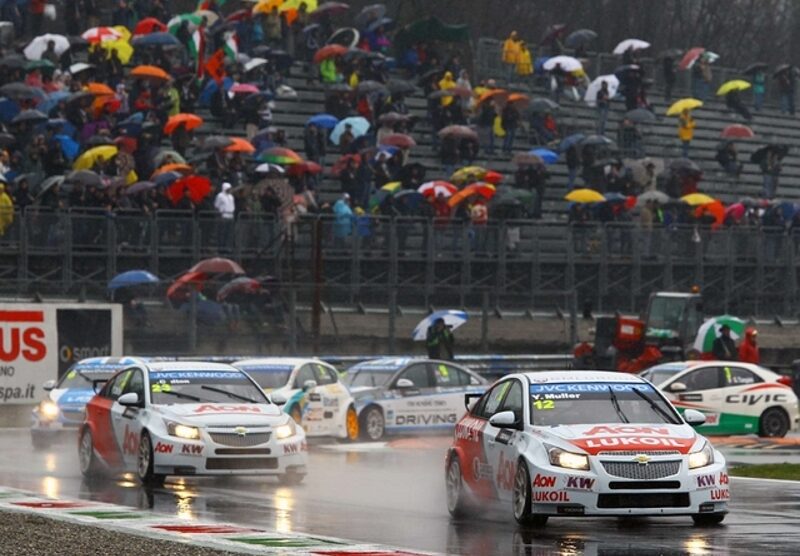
[530, 382, 681, 426]
[149, 370, 268, 405]
[642, 367, 686, 386]
[235, 365, 292, 390]
[347, 369, 395, 388]
[58, 367, 121, 389]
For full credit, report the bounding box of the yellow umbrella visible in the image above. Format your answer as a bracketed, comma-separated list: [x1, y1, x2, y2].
[716, 79, 751, 96]
[666, 98, 703, 116]
[450, 166, 488, 185]
[111, 25, 131, 41]
[100, 38, 133, 64]
[125, 169, 138, 186]
[380, 181, 402, 193]
[73, 145, 119, 170]
[253, 0, 283, 15]
[681, 193, 716, 206]
[283, 0, 317, 9]
[565, 188, 605, 203]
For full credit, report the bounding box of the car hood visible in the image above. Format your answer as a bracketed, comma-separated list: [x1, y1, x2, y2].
[155, 403, 285, 426]
[537, 423, 700, 455]
[52, 388, 95, 408]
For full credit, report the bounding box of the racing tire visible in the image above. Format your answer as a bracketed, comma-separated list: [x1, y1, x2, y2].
[78, 428, 103, 479]
[344, 405, 359, 442]
[512, 460, 548, 527]
[692, 513, 726, 526]
[360, 406, 385, 441]
[445, 454, 472, 518]
[137, 431, 165, 487]
[758, 407, 790, 438]
[278, 471, 305, 486]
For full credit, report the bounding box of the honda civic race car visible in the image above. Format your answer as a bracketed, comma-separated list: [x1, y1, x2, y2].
[31, 357, 148, 449]
[343, 358, 487, 441]
[446, 371, 728, 526]
[79, 361, 307, 485]
[641, 361, 799, 437]
[232, 358, 359, 441]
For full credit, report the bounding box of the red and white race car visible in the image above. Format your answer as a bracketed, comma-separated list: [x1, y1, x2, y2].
[79, 361, 308, 485]
[446, 371, 728, 526]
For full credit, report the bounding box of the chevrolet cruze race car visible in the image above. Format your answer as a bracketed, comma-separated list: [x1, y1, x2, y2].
[344, 358, 487, 441]
[31, 357, 147, 449]
[641, 361, 799, 437]
[232, 358, 359, 441]
[79, 361, 308, 485]
[446, 371, 728, 526]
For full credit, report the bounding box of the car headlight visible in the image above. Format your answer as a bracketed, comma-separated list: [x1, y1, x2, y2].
[688, 442, 714, 469]
[547, 445, 590, 471]
[274, 420, 297, 440]
[165, 420, 201, 440]
[38, 400, 59, 420]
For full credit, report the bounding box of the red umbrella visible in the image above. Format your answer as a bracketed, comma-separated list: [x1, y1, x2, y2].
[679, 47, 705, 71]
[380, 133, 417, 149]
[725, 202, 746, 222]
[313, 44, 348, 64]
[166, 271, 207, 302]
[166, 175, 212, 205]
[720, 124, 755, 139]
[225, 9, 252, 23]
[311, 2, 350, 19]
[134, 17, 167, 36]
[286, 160, 323, 176]
[438, 125, 478, 141]
[332, 153, 361, 176]
[418, 180, 457, 198]
[230, 83, 260, 95]
[190, 257, 245, 275]
[217, 277, 262, 302]
[483, 170, 503, 185]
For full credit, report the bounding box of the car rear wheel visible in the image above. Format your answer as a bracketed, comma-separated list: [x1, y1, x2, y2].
[513, 460, 548, 527]
[79, 428, 102, 478]
[344, 405, 359, 442]
[692, 513, 726, 526]
[360, 406, 385, 441]
[759, 407, 790, 437]
[445, 454, 471, 517]
[137, 431, 165, 486]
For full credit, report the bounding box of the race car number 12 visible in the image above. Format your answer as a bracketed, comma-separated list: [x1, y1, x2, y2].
[533, 400, 555, 410]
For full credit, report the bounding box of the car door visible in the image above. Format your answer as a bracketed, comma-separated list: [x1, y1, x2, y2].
[313, 363, 346, 423]
[109, 368, 146, 470]
[472, 380, 515, 499]
[87, 370, 128, 469]
[663, 366, 724, 433]
[484, 379, 525, 502]
[715, 365, 763, 434]
[432, 362, 481, 427]
[382, 363, 436, 430]
[292, 363, 322, 425]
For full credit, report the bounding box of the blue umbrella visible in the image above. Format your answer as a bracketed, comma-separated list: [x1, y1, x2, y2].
[412, 310, 469, 341]
[775, 201, 799, 221]
[38, 91, 71, 115]
[530, 148, 558, 164]
[330, 116, 370, 145]
[199, 77, 233, 107]
[534, 56, 552, 74]
[372, 145, 399, 162]
[109, 270, 159, 290]
[53, 134, 79, 160]
[306, 113, 338, 129]
[154, 171, 181, 187]
[132, 32, 182, 48]
[559, 133, 585, 152]
[0, 97, 19, 124]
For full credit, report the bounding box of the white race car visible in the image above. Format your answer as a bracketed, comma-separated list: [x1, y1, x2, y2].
[233, 358, 359, 441]
[79, 361, 308, 485]
[446, 371, 729, 526]
[641, 361, 799, 437]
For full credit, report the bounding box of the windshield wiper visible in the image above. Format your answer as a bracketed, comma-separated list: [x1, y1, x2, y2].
[201, 385, 259, 404]
[157, 390, 204, 402]
[607, 387, 630, 424]
[632, 388, 680, 424]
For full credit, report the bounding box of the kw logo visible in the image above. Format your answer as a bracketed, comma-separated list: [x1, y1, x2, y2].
[696, 474, 716, 488]
[566, 476, 595, 490]
[181, 444, 203, 456]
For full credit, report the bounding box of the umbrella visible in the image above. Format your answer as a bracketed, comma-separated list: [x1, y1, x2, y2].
[108, 270, 159, 290]
[355, 4, 386, 28]
[666, 98, 702, 116]
[581, 135, 615, 147]
[133, 17, 168, 35]
[751, 144, 788, 164]
[81, 27, 123, 43]
[418, 180, 457, 198]
[125, 181, 157, 195]
[244, 57, 268, 72]
[475, 88, 509, 108]
[494, 186, 534, 205]
[223, 137, 256, 154]
[743, 62, 768, 75]
[35, 175, 65, 197]
[412, 310, 468, 341]
[313, 43, 348, 64]
[681, 193, 716, 206]
[202, 135, 234, 150]
[559, 133, 586, 152]
[636, 190, 671, 206]
[166, 271, 207, 302]
[73, 145, 118, 170]
[437, 125, 478, 141]
[11, 109, 47, 126]
[24, 34, 70, 60]
[530, 148, 558, 164]
[331, 153, 361, 176]
[512, 152, 544, 166]
[0, 83, 44, 101]
[387, 79, 416, 96]
[565, 29, 597, 48]
[720, 124, 754, 139]
[153, 149, 187, 167]
[66, 169, 102, 187]
[259, 146, 303, 165]
[613, 38, 650, 55]
[131, 65, 170, 80]
[86, 82, 115, 97]
[773, 64, 794, 77]
[0, 132, 16, 147]
[0, 54, 26, 69]
[378, 112, 410, 126]
[583, 75, 619, 106]
[624, 108, 656, 123]
[693, 316, 746, 354]
[330, 116, 370, 145]
[255, 163, 286, 174]
[286, 160, 322, 176]
[380, 133, 416, 149]
[153, 171, 181, 187]
[724, 202, 746, 222]
[326, 27, 360, 48]
[132, 32, 182, 47]
[356, 80, 389, 95]
[312, 2, 351, 19]
[152, 163, 192, 178]
[679, 47, 705, 70]
[543, 56, 582, 73]
[166, 175, 212, 205]
[230, 83, 260, 96]
[565, 189, 605, 203]
[69, 62, 94, 75]
[217, 277, 263, 303]
[716, 80, 751, 96]
[307, 113, 339, 129]
[506, 93, 530, 107]
[164, 113, 203, 135]
[695, 199, 725, 229]
[670, 158, 702, 174]
[483, 170, 503, 185]
[540, 23, 567, 46]
[450, 166, 489, 185]
[448, 183, 496, 207]
[614, 64, 641, 78]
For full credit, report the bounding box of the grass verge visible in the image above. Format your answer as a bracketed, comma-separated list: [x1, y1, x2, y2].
[730, 463, 800, 480]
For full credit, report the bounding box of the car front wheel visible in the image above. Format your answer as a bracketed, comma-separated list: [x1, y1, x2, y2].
[79, 428, 102, 478]
[513, 460, 548, 527]
[137, 431, 165, 486]
[759, 407, 790, 437]
[360, 406, 385, 441]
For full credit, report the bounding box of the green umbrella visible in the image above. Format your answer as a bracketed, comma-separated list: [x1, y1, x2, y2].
[692, 315, 746, 353]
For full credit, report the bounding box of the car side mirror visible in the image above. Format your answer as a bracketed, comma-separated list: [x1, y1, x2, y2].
[271, 392, 288, 405]
[684, 409, 706, 427]
[303, 380, 318, 392]
[395, 378, 415, 389]
[668, 382, 687, 393]
[489, 410, 518, 429]
[118, 392, 140, 407]
[42, 380, 56, 392]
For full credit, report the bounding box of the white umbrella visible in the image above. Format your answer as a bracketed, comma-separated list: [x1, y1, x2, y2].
[69, 62, 94, 75]
[543, 55, 582, 73]
[24, 34, 70, 61]
[244, 57, 268, 72]
[584, 74, 620, 106]
[613, 38, 651, 55]
[412, 310, 469, 341]
[255, 163, 285, 174]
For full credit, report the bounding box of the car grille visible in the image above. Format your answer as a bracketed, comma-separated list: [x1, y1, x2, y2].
[598, 451, 681, 456]
[598, 493, 690, 509]
[609, 481, 681, 490]
[215, 448, 271, 456]
[206, 457, 278, 470]
[601, 461, 681, 480]
[208, 432, 271, 447]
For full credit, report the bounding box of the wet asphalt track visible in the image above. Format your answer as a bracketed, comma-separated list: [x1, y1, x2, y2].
[1, 430, 799, 556]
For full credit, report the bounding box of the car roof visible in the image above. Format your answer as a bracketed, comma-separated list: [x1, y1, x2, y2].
[645, 362, 697, 373]
[145, 361, 241, 373]
[348, 357, 419, 371]
[71, 356, 148, 372]
[518, 370, 648, 383]
[233, 358, 317, 369]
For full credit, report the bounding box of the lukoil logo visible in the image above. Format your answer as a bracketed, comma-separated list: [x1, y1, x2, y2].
[59, 345, 110, 363]
[0, 311, 47, 362]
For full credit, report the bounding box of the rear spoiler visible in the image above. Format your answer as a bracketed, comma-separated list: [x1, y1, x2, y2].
[92, 378, 109, 394]
[464, 392, 482, 410]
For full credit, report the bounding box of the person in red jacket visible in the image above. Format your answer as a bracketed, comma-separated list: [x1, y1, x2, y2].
[738, 327, 759, 364]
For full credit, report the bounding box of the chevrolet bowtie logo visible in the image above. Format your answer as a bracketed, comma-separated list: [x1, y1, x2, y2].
[633, 454, 651, 465]
[234, 426, 248, 437]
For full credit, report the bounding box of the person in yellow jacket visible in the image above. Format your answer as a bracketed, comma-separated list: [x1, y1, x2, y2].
[438, 71, 456, 107]
[0, 183, 13, 237]
[678, 109, 696, 158]
[516, 41, 533, 79]
[502, 31, 521, 83]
